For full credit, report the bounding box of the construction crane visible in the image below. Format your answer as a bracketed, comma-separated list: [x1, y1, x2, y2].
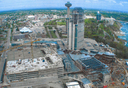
[31, 37, 34, 60]
[0, 38, 41, 60]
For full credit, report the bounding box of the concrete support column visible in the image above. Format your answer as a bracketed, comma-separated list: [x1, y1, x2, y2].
[67, 7, 70, 18]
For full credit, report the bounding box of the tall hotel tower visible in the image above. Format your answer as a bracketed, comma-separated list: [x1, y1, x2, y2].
[65, 2, 84, 50]
[96, 11, 101, 21]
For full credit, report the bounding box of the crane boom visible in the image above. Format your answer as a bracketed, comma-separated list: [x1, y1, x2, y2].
[31, 37, 34, 60]
[0, 39, 41, 54]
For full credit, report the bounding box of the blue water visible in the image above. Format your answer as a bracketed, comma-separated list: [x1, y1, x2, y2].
[118, 21, 128, 47]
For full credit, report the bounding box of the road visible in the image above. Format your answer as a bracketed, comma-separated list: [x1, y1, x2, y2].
[0, 29, 11, 85]
[6, 29, 11, 50]
[55, 29, 60, 38]
[47, 27, 52, 38]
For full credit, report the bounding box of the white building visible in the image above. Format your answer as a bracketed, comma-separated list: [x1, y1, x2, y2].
[20, 27, 32, 33]
[66, 82, 81, 88]
[84, 15, 96, 19]
[102, 16, 115, 25]
[27, 15, 35, 20]
[53, 15, 58, 19]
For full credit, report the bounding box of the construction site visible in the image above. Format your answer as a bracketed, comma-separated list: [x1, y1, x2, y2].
[1, 43, 58, 88]
[1, 35, 128, 88]
[0, 6, 128, 87]
[5, 49, 64, 82]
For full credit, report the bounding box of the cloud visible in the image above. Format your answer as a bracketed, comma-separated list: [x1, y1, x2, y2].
[106, 0, 116, 3]
[93, 0, 99, 2]
[104, 0, 116, 3]
[113, 1, 116, 3]
[119, 1, 128, 6]
[85, 0, 91, 3]
[84, 0, 116, 4]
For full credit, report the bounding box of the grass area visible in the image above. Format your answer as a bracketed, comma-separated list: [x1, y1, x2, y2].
[0, 38, 6, 40]
[45, 27, 50, 38]
[62, 36, 67, 38]
[48, 26, 52, 29]
[57, 22, 66, 25]
[47, 33, 50, 38]
[50, 31, 57, 38]
[84, 18, 128, 59]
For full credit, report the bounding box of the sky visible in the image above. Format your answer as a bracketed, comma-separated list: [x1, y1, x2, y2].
[0, 0, 128, 12]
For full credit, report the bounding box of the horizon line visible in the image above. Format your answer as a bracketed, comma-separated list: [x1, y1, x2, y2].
[0, 7, 128, 13]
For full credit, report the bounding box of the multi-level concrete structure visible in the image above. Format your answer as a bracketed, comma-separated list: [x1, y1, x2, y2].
[66, 7, 84, 50]
[6, 48, 64, 82]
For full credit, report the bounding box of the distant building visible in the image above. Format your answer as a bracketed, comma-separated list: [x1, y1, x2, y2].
[0, 18, 2, 26]
[35, 15, 38, 20]
[27, 15, 35, 20]
[84, 15, 96, 19]
[53, 15, 58, 19]
[20, 27, 32, 33]
[66, 7, 84, 50]
[13, 34, 29, 41]
[96, 11, 101, 21]
[102, 16, 115, 25]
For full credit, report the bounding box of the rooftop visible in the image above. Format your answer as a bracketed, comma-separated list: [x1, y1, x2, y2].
[20, 27, 32, 33]
[28, 15, 35, 18]
[84, 38, 101, 53]
[81, 78, 91, 85]
[66, 82, 81, 88]
[7, 48, 44, 61]
[65, 2, 72, 7]
[72, 7, 84, 14]
[98, 52, 115, 56]
[6, 53, 63, 74]
[78, 57, 104, 70]
[69, 53, 91, 61]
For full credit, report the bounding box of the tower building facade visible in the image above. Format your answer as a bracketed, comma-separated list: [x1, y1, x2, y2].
[96, 11, 101, 21]
[66, 7, 84, 50]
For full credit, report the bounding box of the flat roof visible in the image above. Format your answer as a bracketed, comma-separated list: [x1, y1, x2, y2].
[98, 51, 115, 56]
[84, 38, 100, 52]
[66, 82, 81, 88]
[69, 54, 91, 61]
[7, 48, 44, 61]
[78, 57, 104, 70]
[81, 78, 91, 84]
[20, 27, 32, 33]
[6, 53, 63, 74]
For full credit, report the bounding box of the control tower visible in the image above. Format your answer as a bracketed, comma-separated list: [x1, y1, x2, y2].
[65, 2, 72, 42]
[65, 1, 72, 18]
